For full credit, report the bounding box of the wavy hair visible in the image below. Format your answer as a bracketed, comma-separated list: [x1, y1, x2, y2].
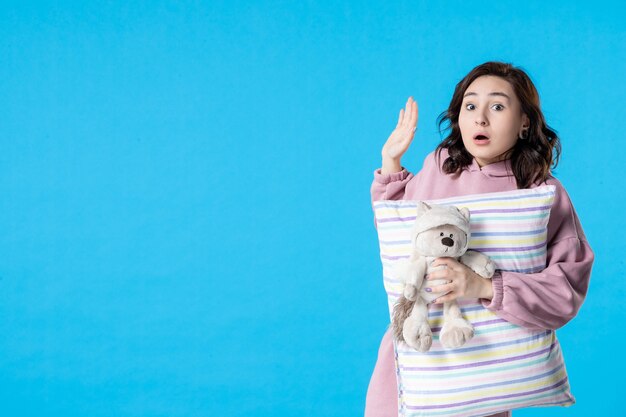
[434, 61, 561, 188]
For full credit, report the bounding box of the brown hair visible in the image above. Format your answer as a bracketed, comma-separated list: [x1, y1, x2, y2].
[434, 61, 561, 189]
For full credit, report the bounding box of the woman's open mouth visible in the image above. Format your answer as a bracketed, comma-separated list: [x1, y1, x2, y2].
[473, 134, 490, 145]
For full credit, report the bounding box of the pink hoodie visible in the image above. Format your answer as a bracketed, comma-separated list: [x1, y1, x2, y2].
[365, 147, 595, 417]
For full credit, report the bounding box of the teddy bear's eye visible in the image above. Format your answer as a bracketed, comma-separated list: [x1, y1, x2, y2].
[449, 234, 453, 238]
[440, 232, 444, 236]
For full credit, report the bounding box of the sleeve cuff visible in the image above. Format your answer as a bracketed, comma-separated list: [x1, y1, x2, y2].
[373, 167, 410, 185]
[481, 270, 503, 311]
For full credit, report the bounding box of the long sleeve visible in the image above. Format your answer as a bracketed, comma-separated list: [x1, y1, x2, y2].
[370, 167, 413, 203]
[481, 179, 595, 330]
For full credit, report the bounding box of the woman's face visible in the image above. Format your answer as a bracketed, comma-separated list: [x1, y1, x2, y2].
[458, 75, 529, 167]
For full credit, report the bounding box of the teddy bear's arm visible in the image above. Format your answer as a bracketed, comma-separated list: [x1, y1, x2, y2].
[396, 257, 428, 301]
[460, 250, 496, 279]
[406, 257, 428, 288]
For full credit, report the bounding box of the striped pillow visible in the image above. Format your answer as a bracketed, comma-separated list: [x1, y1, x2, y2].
[373, 185, 575, 417]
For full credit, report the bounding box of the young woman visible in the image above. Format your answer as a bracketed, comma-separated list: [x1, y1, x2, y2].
[366, 61, 595, 417]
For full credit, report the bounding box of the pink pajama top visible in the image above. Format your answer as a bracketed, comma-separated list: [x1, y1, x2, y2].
[365, 147, 595, 417]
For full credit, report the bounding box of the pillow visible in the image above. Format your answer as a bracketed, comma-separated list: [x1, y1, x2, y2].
[373, 185, 575, 417]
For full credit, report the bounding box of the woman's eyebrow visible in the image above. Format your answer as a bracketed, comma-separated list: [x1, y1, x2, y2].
[463, 91, 511, 101]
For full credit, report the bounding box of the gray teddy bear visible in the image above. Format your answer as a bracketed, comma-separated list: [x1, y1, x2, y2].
[392, 202, 496, 352]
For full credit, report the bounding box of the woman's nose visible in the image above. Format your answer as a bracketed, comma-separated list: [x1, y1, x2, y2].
[475, 117, 487, 126]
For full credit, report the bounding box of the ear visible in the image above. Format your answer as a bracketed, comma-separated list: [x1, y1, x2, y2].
[459, 207, 470, 222]
[415, 201, 431, 217]
[520, 113, 530, 132]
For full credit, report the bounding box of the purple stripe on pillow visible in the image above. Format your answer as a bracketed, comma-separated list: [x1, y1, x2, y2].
[406, 377, 568, 410]
[472, 242, 546, 251]
[400, 342, 556, 371]
[430, 318, 508, 333]
[408, 332, 551, 357]
[405, 364, 563, 394]
[470, 205, 552, 214]
[472, 229, 545, 236]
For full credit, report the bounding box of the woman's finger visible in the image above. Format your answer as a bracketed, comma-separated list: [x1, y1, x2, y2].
[397, 108, 404, 128]
[408, 99, 416, 128]
[426, 282, 454, 294]
[426, 270, 450, 280]
[434, 293, 456, 304]
[433, 257, 460, 271]
[403, 99, 411, 126]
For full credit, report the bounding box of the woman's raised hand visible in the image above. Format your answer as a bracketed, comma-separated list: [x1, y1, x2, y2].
[381, 97, 418, 174]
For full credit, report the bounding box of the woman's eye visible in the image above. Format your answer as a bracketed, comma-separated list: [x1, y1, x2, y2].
[465, 103, 505, 111]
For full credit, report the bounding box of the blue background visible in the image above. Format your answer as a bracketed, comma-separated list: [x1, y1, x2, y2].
[0, 1, 623, 416]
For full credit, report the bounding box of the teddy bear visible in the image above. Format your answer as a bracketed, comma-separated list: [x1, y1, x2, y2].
[391, 201, 496, 352]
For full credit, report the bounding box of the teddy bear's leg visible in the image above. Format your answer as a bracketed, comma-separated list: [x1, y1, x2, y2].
[439, 300, 474, 349]
[402, 299, 432, 352]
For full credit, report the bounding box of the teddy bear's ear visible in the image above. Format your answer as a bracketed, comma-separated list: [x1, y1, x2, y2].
[459, 207, 471, 222]
[415, 201, 431, 217]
